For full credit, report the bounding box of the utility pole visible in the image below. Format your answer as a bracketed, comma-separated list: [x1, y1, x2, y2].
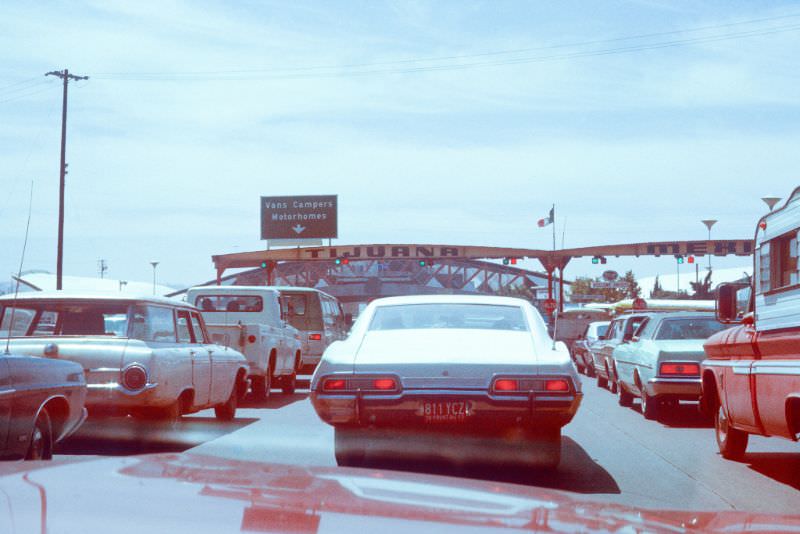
[45, 69, 88, 290]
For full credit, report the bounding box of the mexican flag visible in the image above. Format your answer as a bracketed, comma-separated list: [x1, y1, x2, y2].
[537, 207, 554, 227]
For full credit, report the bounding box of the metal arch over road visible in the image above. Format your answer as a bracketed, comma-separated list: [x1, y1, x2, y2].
[211, 239, 753, 311]
[212, 239, 753, 274]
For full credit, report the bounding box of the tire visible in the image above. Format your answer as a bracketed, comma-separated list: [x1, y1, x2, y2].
[26, 409, 53, 461]
[215, 382, 238, 421]
[334, 427, 365, 467]
[526, 427, 561, 470]
[596, 372, 607, 389]
[586, 363, 595, 378]
[281, 372, 297, 395]
[715, 404, 748, 460]
[642, 391, 659, 420]
[618, 384, 634, 407]
[251, 371, 271, 402]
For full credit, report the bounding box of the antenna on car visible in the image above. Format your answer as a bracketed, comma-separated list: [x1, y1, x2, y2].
[4, 182, 34, 355]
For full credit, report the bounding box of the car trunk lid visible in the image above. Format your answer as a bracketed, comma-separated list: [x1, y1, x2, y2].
[353, 329, 538, 389]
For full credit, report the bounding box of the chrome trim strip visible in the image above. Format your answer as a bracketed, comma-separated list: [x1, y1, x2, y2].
[0, 388, 16, 397]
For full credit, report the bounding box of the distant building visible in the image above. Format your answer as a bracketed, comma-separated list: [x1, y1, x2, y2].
[638, 266, 752, 296]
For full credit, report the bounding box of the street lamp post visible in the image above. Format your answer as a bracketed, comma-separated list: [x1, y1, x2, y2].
[701, 219, 717, 273]
[150, 261, 159, 295]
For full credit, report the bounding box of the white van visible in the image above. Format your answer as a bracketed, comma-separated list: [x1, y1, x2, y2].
[269, 287, 348, 371]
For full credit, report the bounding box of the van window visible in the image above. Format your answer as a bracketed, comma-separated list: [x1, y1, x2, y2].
[195, 295, 263, 312]
[282, 292, 323, 331]
[767, 230, 799, 290]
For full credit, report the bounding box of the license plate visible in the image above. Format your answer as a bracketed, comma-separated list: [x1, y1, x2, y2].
[418, 401, 473, 423]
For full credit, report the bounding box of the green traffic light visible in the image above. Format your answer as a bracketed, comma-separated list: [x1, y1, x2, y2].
[260, 261, 268, 269]
[502, 258, 509, 265]
[419, 260, 427, 266]
[677, 256, 684, 264]
[335, 258, 342, 265]
[592, 257, 599, 264]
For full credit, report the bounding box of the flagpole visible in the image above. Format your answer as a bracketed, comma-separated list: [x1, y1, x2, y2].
[551, 204, 556, 251]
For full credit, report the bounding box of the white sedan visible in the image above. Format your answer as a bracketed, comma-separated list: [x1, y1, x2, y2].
[310, 295, 582, 469]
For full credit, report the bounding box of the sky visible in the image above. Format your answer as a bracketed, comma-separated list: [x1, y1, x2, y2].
[1, 0, 798, 290]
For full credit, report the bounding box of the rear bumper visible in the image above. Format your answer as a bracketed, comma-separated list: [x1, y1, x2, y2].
[85, 382, 163, 414]
[311, 389, 582, 431]
[645, 377, 701, 398]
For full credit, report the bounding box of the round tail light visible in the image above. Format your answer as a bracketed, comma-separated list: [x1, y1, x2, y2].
[122, 365, 148, 391]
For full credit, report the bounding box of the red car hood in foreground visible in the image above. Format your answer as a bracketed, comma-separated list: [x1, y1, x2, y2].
[0, 453, 796, 533]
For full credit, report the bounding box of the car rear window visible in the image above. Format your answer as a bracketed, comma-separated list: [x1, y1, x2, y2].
[368, 303, 528, 331]
[655, 318, 727, 340]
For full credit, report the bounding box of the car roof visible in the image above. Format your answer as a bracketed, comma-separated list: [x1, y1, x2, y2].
[369, 294, 529, 307]
[0, 291, 192, 308]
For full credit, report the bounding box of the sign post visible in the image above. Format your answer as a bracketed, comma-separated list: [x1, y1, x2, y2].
[260, 195, 338, 240]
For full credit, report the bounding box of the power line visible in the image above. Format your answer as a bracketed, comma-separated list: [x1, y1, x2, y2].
[92, 12, 800, 82]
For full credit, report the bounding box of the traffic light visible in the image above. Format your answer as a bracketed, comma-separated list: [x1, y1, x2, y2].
[591, 256, 607, 265]
[687, 255, 695, 264]
[675, 255, 684, 264]
[502, 258, 517, 265]
[260, 261, 268, 269]
[335, 258, 350, 265]
[419, 260, 432, 267]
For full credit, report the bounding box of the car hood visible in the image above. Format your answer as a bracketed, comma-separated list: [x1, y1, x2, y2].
[353, 329, 543, 382]
[0, 453, 797, 533]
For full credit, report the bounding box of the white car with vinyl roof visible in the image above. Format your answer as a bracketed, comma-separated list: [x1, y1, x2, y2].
[310, 294, 582, 469]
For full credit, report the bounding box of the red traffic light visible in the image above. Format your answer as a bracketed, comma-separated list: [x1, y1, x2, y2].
[687, 256, 695, 264]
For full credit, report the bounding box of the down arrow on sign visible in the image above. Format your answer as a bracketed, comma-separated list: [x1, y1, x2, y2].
[292, 224, 306, 234]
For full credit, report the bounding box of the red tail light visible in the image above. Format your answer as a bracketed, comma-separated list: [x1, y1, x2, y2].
[373, 378, 397, 390]
[122, 365, 148, 391]
[247, 335, 257, 343]
[659, 362, 700, 376]
[493, 379, 518, 392]
[545, 379, 570, 392]
[309, 333, 322, 341]
[322, 378, 347, 391]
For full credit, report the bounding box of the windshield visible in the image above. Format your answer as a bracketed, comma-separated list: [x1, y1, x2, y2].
[654, 318, 728, 340]
[368, 303, 528, 331]
[1, 1, 797, 526]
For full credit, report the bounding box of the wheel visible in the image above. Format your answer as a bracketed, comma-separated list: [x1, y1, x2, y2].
[251, 371, 271, 401]
[715, 404, 748, 460]
[281, 372, 297, 395]
[586, 363, 595, 378]
[618, 384, 634, 407]
[596, 372, 607, 389]
[215, 382, 238, 421]
[26, 409, 53, 460]
[642, 391, 659, 420]
[526, 427, 561, 470]
[334, 427, 365, 467]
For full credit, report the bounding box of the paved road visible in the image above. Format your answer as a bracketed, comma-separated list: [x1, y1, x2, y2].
[57, 376, 799, 514]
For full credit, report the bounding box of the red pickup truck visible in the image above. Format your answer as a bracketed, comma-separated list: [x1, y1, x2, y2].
[701, 187, 800, 460]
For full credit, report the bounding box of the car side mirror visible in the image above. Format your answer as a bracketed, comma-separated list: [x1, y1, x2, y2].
[716, 282, 750, 323]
